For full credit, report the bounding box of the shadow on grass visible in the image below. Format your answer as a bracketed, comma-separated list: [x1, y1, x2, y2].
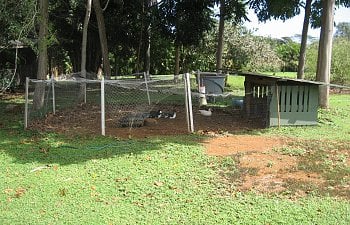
[0, 94, 204, 165]
[0, 126, 203, 166]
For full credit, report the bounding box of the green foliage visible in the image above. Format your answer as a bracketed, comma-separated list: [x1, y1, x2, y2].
[167, 24, 282, 73]
[249, 0, 301, 22]
[150, 31, 175, 74]
[331, 37, 350, 84]
[275, 146, 306, 156]
[335, 22, 350, 40]
[224, 26, 282, 72]
[216, 0, 249, 23]
[157, 0, 214, 47]
[276, 38, 300, 72]
[0, 0, 37, 45]
[305, 38, 350, 85]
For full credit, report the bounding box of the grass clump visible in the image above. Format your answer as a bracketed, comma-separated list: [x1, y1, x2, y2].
[275, 146, 307, 156]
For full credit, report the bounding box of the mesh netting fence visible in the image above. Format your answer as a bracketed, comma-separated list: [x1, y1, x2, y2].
[25, 73, 190, 136]
[25, 71, 262, 137]
[105, 75, 187, 128]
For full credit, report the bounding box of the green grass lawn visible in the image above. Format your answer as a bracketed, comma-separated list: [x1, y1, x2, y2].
[1, 91, 350, 224]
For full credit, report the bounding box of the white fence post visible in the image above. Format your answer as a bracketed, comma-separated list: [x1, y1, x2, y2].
[24, 77, 29, 129]
[51, 75, 56, 115]
[101, 77, 105, 136]
[185, 73, 194, 133]
[184, 74, 190, 132]
[144, 72, 151, 105]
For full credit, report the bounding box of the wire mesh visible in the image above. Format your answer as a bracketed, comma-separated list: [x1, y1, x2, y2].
[27, 77, 102, 134]
[104, 75, 187, 134]
[26, 73, 188, 136]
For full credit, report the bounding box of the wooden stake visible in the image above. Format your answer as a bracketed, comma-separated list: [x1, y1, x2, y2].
[276, 85, 281, 128]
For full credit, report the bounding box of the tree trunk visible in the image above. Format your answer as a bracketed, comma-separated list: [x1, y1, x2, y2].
[143, 0, 153, 80]
[33, 0, 48, 110]
[297, 0, 312, 79]
[136, 0, 145, 75]
[144, 25, 151, 80]
[79, 0, 92, 102]
[316, 0, 335, 109]
[81, 0, 92, 78]
[216, 0, 225, 73]
[93, 0, 111, 79]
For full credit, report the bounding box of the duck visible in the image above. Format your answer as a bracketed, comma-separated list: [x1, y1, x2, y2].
[149, 110, 162, 118]
[162, 111, 176, 119]
[199, 108, 212, 116]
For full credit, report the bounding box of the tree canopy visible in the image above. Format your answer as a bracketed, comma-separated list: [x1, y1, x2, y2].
[0, 0, 349, 88]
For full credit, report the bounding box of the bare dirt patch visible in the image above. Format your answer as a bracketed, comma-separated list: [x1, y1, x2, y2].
[202, 135, 346, 198]
[204, 136, 285, 156]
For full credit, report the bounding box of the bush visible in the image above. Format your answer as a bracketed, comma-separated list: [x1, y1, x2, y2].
[305, 37, 350, 85]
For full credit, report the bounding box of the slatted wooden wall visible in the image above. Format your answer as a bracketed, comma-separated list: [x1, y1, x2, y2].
[269, 85, 319, 126]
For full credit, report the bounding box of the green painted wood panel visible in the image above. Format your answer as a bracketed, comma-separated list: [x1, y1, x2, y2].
[280, 85, 286, 112]
[303, 86, 309, 112]
[298, 86, 304, 112]
[308, 85, 319, 112]
[286, 86, 291, 112]
[291, 86, 299, 112]
[269, 85, 319, 127]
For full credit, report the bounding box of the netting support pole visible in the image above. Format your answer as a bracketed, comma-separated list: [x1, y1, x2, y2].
[24, 77, 29, 129]
[144, 72, 151, 105]
[184, 74, 190, 131]
[185, 73, 194, 133]
[101, 77, 105, 136]
[51, 75, 56, 115]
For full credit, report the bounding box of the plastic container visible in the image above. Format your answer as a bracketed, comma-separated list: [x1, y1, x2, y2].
[200, 74, 226, 94]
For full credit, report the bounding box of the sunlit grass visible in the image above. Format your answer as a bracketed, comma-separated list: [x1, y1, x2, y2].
[1, 131, 350, 224]
[1, 90, 350, 224]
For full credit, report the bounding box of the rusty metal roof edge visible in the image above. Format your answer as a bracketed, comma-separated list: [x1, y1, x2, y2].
[234, 71, 350, 89]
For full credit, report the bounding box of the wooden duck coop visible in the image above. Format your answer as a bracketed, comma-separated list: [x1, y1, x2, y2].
[239, 72, 323, 127]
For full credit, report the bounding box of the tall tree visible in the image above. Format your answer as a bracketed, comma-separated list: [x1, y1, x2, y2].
[93, 0, 111, 79]
[157, 0, 214, 77]
[81, 0, 93, 79]
[216, 0, 225, 72]
[316, 0, 335, 108]
[297, 0, 312, 79]
[143, 0, 157, 79]
[33, 0, 48, 110]
[249, 0, 303, 74]
[250, 0, 350, 79]
[215, 0, 248, 72]
[79, 0, 92, 102]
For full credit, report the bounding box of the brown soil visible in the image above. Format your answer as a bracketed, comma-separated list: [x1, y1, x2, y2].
[203, 135, 329, 196]
[29, 104, 263, 139]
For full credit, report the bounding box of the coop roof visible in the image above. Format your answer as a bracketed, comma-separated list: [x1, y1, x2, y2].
[236, 72, 349, 89]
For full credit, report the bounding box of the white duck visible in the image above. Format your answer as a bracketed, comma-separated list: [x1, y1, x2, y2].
[199, 108, 212, 116]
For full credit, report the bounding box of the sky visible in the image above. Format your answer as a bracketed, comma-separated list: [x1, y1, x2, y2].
[244, 6, 350, 39]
